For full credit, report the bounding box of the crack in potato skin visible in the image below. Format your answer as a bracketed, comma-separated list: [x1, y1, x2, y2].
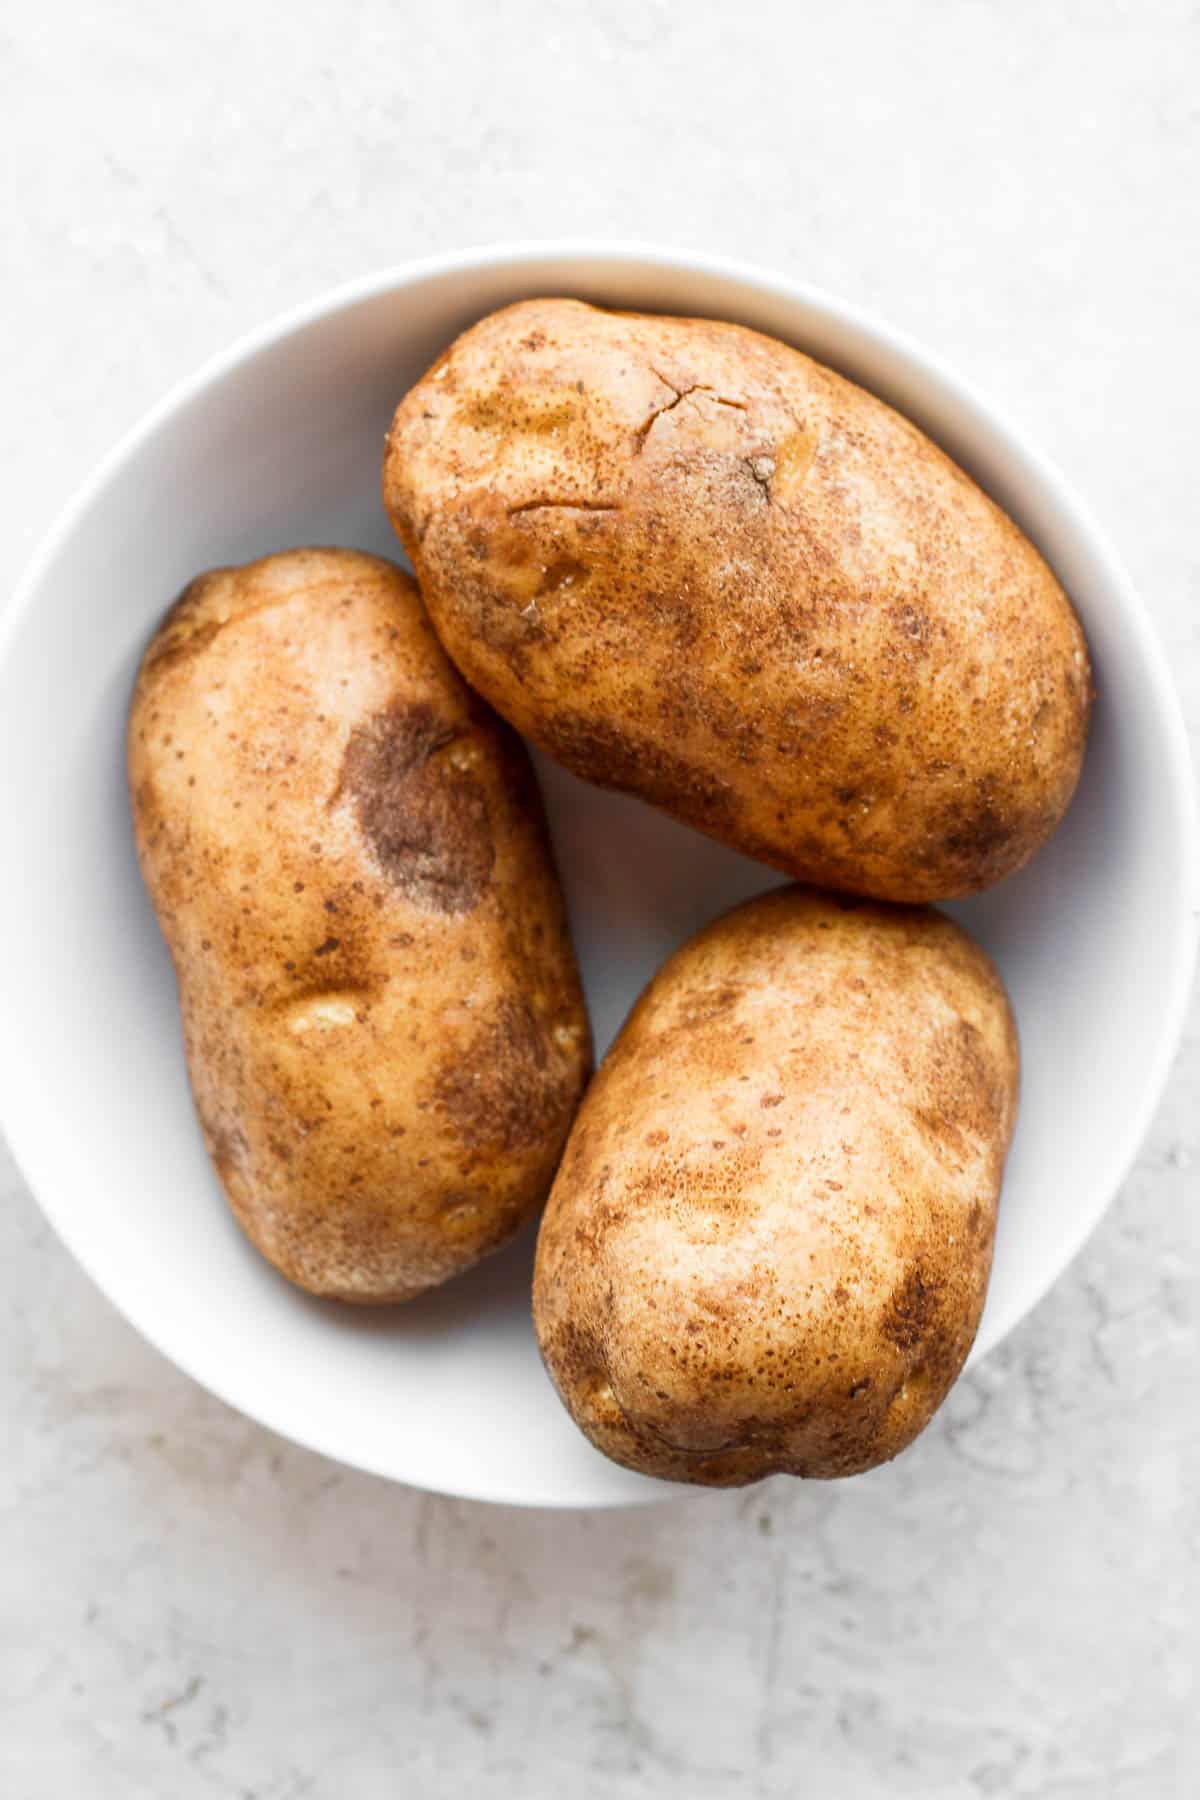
[532, 888, 1018, 1487]
[128, 548, 591, 1302]
[383, 297, 1092, 903]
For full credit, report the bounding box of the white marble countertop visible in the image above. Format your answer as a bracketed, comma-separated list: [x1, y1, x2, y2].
[3, 4, 1197, 1794]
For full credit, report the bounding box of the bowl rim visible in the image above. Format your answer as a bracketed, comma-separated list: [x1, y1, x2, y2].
[2, 238, 1196, 1504]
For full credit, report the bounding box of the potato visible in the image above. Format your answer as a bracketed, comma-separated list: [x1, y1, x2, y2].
[128, 548, 590, 1302]
[384, 298, 1091, 902]
[533, 887, 1018, 1484]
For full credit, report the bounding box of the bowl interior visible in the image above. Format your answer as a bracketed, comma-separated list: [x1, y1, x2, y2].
[0, 248, 1194, 1506]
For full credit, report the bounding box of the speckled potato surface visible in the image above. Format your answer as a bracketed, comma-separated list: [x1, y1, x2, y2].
[384, 298, 1091, 902]
[533, 887, 1018, 1485]
[128, 548, 590, 1302]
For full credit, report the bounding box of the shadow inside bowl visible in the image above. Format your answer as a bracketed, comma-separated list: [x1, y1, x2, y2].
[277, 1220, 543, 1343]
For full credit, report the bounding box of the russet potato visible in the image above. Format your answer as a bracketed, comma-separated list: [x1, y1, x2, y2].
[384, 298, 1091, 902]
[128, 548, 590, 1301]
[533, 887, 1018, 1485]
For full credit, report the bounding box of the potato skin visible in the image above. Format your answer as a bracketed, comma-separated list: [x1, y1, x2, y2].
[128, 548, 590, 1302]
[384, 298, 1091, 902]
[533, 887, 1018, 1485]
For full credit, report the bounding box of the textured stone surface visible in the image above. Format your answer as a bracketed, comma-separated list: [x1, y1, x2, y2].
[2, 2, 1197, 1794]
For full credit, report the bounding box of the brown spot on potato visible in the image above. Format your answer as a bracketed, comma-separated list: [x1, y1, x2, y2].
[434, 999, 574, 1158]
[881, 1267, 942, 1350]
[932, 789, 1024, 884]
[929, 1017, 1009, 1143]
[540, 711, 737, 835]
[892, 602, 931, 647]
[677, 984, 741, 1027]
[203, 1119, 248, 1187]
[336, 699, 493, 913]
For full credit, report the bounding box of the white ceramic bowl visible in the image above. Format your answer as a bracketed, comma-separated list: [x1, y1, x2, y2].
[1, 245, 1195, 1507]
